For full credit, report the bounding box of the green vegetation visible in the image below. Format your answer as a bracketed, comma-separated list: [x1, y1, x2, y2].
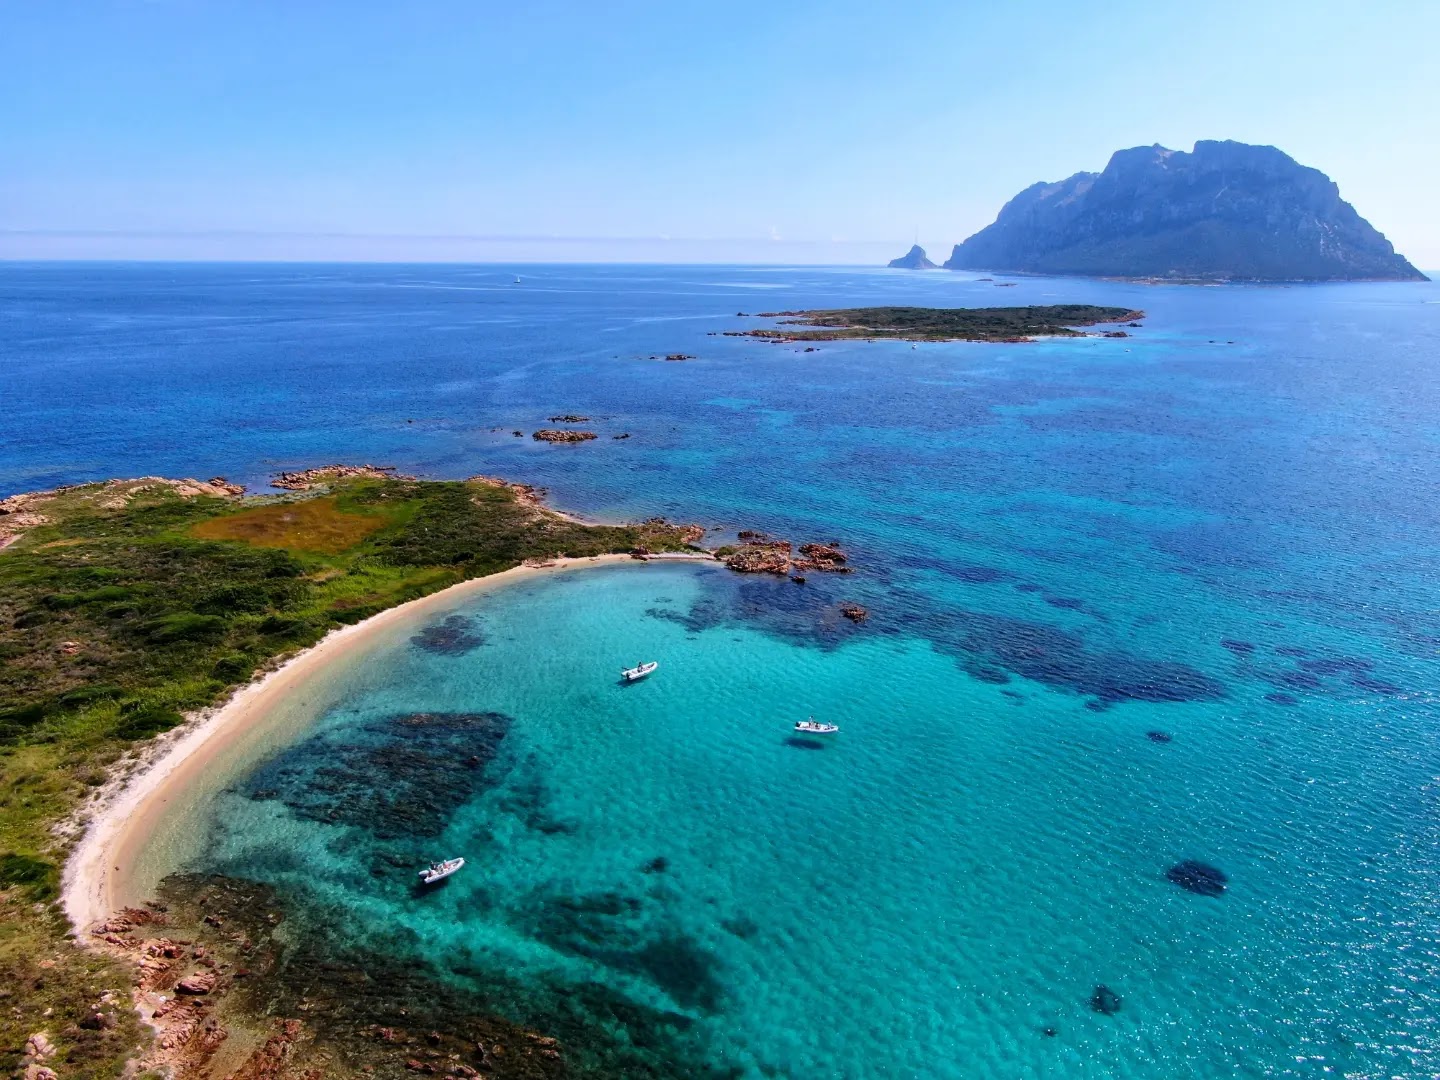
[0, 474, 700, 1076]
[737, 304, 1144, 342]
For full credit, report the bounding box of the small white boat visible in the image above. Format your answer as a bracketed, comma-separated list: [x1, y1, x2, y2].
[622, 661, 658, 682]
[418, 857, 464, 884]
[795, 718, 839, 734]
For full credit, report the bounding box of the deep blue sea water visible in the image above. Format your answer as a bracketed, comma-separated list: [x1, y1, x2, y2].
[5, 263, 1440, 1076]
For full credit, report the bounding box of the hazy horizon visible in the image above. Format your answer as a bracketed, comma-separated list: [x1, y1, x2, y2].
[4, 0, 1437, 266]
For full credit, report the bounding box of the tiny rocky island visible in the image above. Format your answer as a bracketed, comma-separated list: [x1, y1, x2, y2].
[942, 140, 1427, 282]
[730, 304, 1143, 343]
[887, 244, 937, 269]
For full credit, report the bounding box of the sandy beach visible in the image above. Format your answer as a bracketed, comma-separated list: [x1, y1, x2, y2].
[62, 551, 714, 933]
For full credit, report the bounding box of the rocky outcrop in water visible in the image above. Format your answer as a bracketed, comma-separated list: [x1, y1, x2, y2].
[945, 140, 1428, 281]
[532, 429, 598, 443]
[723, 536, 855, 576]
[887, 244, 938, 269]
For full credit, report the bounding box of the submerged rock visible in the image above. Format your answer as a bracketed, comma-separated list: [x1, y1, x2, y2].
[1145, 730, 1173, 743]
[410, 614, 486, 656]
[244, 711, 512, 839]
[1089, 985, 1122, 1015]
[1166, 860, 1228, 896]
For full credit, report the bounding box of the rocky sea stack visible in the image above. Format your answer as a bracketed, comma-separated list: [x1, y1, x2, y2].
[887, 244, 938, 269]
[944, 140, 1427, 282]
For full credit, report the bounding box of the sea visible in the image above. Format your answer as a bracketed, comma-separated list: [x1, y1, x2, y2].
[4, 262, 1440, 1077]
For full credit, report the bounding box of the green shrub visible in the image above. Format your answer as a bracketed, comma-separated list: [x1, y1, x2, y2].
[141, 613, 228, 644]
[211, 654, 254, 682]
[79, 585, 134, 604]
[0, 853, 58, 900]
[112, 707, 184, 741]
[257, 614, 306, 637]
[58, 684, 124, 707]
[195, 583, 272, 615]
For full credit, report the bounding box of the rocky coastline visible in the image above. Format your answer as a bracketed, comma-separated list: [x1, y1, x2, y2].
[272, 464, 410, 490]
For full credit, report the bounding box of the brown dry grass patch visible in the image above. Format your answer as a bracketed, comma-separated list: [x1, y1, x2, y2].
[190, 497, 389, 554]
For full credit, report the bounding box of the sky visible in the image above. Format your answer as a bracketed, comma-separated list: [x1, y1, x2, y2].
[2, 0, 1437, 265]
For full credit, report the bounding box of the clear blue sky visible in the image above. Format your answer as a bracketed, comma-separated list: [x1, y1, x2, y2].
[2, 0, 1436, 264]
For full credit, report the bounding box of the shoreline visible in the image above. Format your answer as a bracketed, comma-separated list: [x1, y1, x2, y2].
[62, 551, 716, 934]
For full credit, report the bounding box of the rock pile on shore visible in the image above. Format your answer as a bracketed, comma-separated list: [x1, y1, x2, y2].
[272, 464, 408, 490]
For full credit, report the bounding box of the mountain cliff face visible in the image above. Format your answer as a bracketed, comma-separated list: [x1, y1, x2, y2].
[888, 244, 938, 269]
[944, 141, 1427, 281]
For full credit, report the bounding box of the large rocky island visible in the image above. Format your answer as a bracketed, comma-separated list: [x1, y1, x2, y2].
[943, 140, 1427, 282]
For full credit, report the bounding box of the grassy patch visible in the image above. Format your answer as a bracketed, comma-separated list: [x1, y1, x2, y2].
[190, 496, 390, 553]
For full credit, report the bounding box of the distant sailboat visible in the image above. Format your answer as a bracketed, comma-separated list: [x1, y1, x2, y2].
[513, 275, 521, 285]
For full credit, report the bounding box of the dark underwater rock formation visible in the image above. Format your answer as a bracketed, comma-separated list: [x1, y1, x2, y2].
[944, 140, 1427, 281]
[887, 244, 938, 269]
[1166, 860, 1228, 897]
[1145, 730, 1173, 743]
[410, 614, 486, 656]
[943, 610, 1226, 707]
[1089, 985, 1122, 1015]
[244, 711, 511, 839]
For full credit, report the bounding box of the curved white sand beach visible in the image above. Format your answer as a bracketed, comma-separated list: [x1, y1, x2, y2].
[63, 552, 713, 932]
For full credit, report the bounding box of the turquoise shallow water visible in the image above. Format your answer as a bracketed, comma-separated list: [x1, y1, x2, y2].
[192, 560, 1438, 1078]
[5, 264, 1440, 1075]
